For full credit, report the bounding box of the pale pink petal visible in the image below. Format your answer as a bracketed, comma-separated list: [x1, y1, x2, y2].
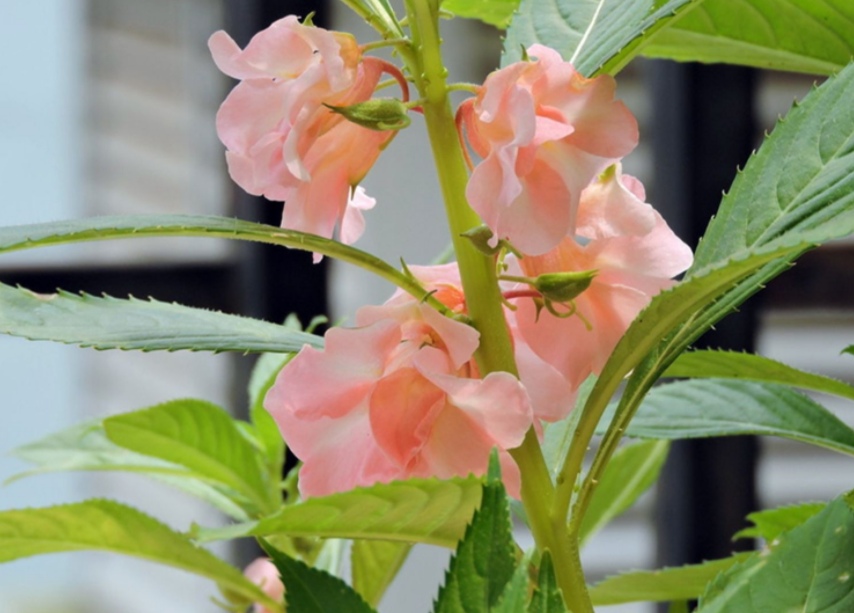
[209, 31, 270, 80]
[419, 304, 480, 370]
[514, 339, 575, 422]
[280, 401, 401, 498]
[245, 558, 284, 613]
[576, 168, 657, 240]
[265, 321, 400, 421]
[216, 80, 288, 154]
[369, 367, 446, 467]
[339, 186, 376, 245]
[418, 363, 533, 451]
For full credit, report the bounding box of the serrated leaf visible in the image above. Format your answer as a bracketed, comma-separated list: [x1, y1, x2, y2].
[0, 215, 434, 313]
[598, 379, 854, 456]
[643, 0, 854, 76]
[248, 352, 292, 471]
[433, 478, 517, 613]
[264, 541, 377, 613]
[528, 552, 568, 613]
[104, 399, 275, 513]
[502, 0, 701, 75]
[588, 554, 750, 605]
[442, 0, 519, 27]
[665, 350, 854, 402]
[0, 281, 322, 353]
[195, 476, 482, 549]
[734, 502, 826, 542]
[490, 552, 533, 613]
[0, 500, 282, 612]
[352, 540, 413, 608]
[7, 421, 249, 521]
[697, 497, 854, 612]
[579, 440, 669, 545]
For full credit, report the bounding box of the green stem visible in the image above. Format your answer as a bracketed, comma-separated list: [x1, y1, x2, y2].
[404, 2, 593, 611]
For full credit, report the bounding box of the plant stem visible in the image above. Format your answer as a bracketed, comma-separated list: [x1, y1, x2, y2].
[404, 2, 594, 610]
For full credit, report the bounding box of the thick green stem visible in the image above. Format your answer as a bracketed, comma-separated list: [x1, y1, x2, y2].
[405, 2, 594, 610]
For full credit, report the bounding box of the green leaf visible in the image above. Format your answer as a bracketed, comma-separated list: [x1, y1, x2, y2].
[733, 502, 826, 542]
[0, 281, 322, 353]
[643, 0, 854, 75]
[589, 554, 750, 605]
[264, 541, 377, 613]
[195, 476, 482, 549]
[433, 477, 517, 613]
[669, 602, 689, 613]
[579, 440, 670, 545]
[8, 421, 249, 521]
[352, 541, 413, 608]
[0, 215, 443, 315]
[697, 497, 854, 612]
[248, 352, 292, 471]
[601, 379, 854, 456]
[441, 0, 519, 27]
[541, 376, 595, 480]
[502, 0, 701, 75]
[104, 399, 274, 513]
[528, 552, 568, 613]
[0, 500, 282, 613]
[490, 552, 533, 613]
[665, 350, 854, 402]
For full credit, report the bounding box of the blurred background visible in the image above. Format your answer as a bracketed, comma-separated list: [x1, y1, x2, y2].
[1, 1, 851, 612]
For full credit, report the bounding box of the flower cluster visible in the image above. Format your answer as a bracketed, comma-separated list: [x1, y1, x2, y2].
[211, 20, 692, 499]
[210, 16, 401, 254]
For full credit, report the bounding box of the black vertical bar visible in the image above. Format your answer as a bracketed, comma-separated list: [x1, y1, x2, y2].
[648, 61, 760, 598]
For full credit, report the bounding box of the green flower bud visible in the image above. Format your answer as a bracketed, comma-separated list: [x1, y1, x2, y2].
[461, 225, 500, 255]
[533, 270, 597, 303]
[325, 98, 411, 131]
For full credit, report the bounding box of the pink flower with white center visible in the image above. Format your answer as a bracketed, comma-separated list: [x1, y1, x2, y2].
[509, 165, 694, 390]
[459, 44, 638, 256]
[210, 16, 402, 250]
[265, 264, 533, 498]
[244, 558, 284, 613]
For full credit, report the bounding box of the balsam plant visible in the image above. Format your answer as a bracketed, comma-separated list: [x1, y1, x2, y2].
[2, 0, 854, 611]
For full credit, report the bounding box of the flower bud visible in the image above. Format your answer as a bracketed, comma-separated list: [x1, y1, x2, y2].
[325, 98, 411, 131]
[533, 270, 597, 303]
[461, 225, 499, 255]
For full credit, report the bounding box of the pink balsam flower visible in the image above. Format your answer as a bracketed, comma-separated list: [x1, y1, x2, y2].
[265, 264, 533, 498]
[460, 44, 638, 256]
[244, 558, 284, 613]
[510, 166, 694, 390]
[210, 16, 398, 249]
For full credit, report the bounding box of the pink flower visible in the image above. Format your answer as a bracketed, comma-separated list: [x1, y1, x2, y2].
[265, 264, 533, 498]
[459, 44, 638, 256]
[244, 558, 284, 613]
[210, 16, 399, 247]
[509, 166, 694, 390]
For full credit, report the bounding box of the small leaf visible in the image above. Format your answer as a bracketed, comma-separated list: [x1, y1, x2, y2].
[599, 379, 854, 457]
[248, 352, 292, 470]
[528, 552, 568, 613]
[579, 440, 670, 545]
[665, 350, 854, 402]
[733, 502, 826, 542]
[433, 479, 517, 613]
[264, 541, 377, 613]
[104, 399, 274, 512]
[352, 541, 413, 608]
[0, 500, 281, 612]
[8, 421, 249, 520]
[697, 497, 854, 612]
[541, 375, 595, 479]
[195, 476, 482, 549]
[0, 281, 322, 354]
[589, 554, 750, 605]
